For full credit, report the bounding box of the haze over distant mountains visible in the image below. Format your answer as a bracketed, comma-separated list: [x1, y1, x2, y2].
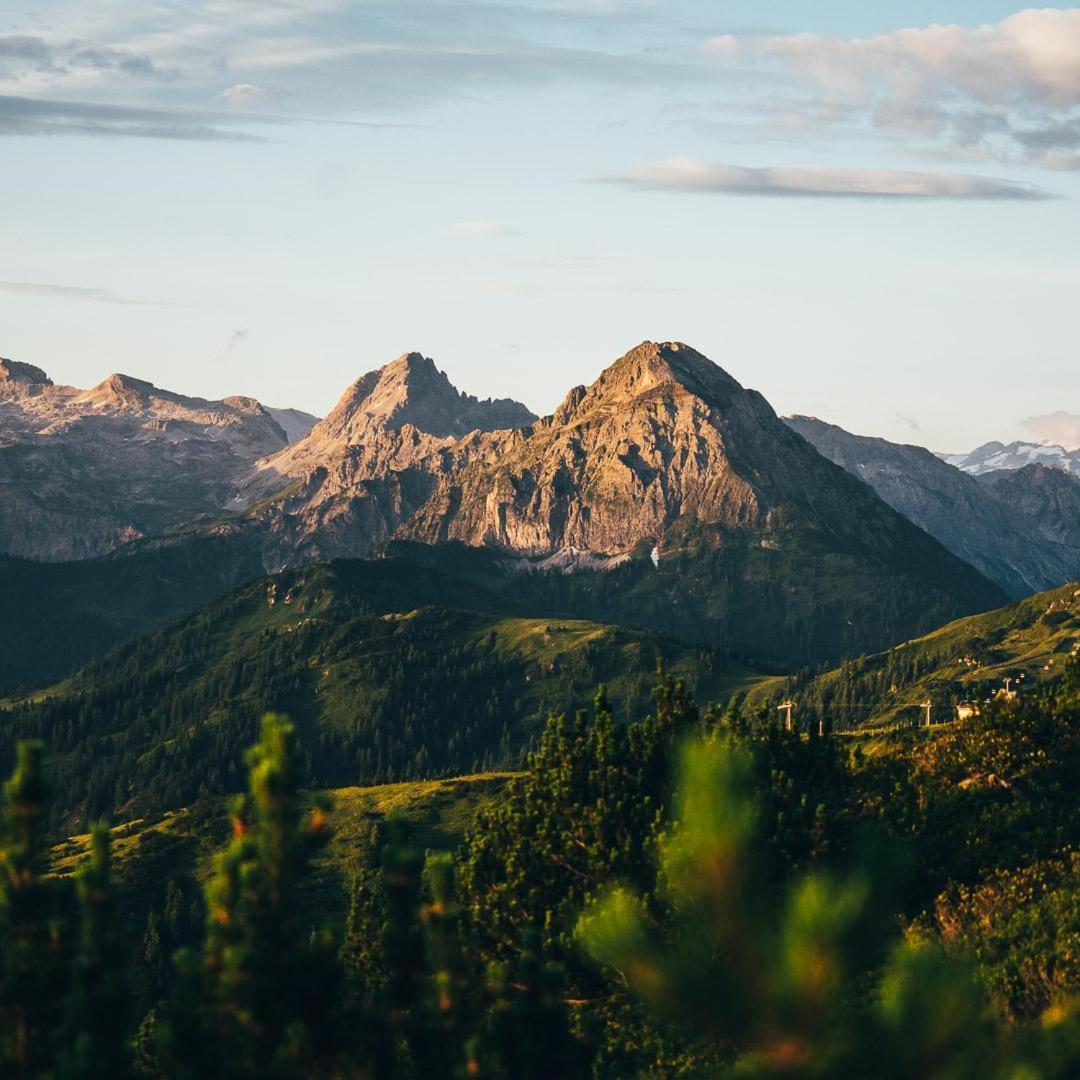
[788, 416, 1080, 599]
[940, 440, 1080, 477]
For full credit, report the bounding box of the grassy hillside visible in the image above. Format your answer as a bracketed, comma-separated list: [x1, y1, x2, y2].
[745, 581, 1080, 728]
[51, 772, 509, 894]
[5, 559, 766, 828]
[49, 772, 511, 1023]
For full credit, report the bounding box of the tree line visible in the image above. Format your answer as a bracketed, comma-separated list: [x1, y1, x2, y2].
[1, 663, 1077, 1076]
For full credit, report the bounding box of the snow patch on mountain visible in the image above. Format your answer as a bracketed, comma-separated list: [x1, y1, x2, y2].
[939, 441, 1080, 477]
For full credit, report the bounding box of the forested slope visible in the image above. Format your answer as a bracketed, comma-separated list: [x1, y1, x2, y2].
[746, 581, 1080, 726]
[3, 558, 763, 828]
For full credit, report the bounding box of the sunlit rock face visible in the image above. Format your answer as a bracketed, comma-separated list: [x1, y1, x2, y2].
[237, 342, 999, 595]
[0, 357, 317, 560]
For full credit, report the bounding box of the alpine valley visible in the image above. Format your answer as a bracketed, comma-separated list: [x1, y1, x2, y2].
[2, 339, 1078, 1077]
[1, 341, 1012, 685]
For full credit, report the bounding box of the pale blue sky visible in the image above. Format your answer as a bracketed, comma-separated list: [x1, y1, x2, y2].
[2, 2, 1079, 451]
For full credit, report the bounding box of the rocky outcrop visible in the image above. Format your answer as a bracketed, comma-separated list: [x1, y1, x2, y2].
[252, 351, 535, 483]
[241, 343, 1003, 624]
[978, 464, 1080, 562]
[264, 406, 319, 444]
[237, 351, 538, 556]
[323, 351, 535, 439]
[786, 415, 1080, 598]
[0, 358, 52, 388]
[0, 358, 314, 560]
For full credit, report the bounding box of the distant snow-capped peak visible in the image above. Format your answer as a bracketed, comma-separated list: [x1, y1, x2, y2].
[939, 440, 1080, 476]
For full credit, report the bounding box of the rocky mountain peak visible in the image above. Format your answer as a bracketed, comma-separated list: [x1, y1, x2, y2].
[567, 341, 744, 420]
[788, 415, 1080, 599]
[941, 440, 1080, 477]
[222, 395, 264, 413]
[315, 351, 536, 444]
[0, 358, 52, 387]
[77, 372, 160, 409]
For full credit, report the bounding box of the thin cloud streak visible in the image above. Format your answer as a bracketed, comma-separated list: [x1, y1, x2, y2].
[0, 95, 264, 141]
[0, 280, 156, 305]
[602, 157, 1055, 200]
[0, 32, 170, 78]
[0, 94, 398, 140]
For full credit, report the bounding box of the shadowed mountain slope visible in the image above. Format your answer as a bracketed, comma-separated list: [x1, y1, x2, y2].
[786, 415, 1080, 598]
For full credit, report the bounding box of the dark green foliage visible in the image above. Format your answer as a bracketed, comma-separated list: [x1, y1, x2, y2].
[768, 582, 1080, 727]
[61, 825, 130, 1079]
[0, 660, 1076, 1076]
[380, 816, 426, 1036]
[0, 743, 64, 1076]
[459, 678, 698, 972]
[480, 929, 581, 1080]
[934, 852, 1079, 1022]
[163, 714, 339, 1078]
[385, 526, 1005, 669]
[0, 535, 266, 696]
[852, 661, 1080, 906]
[578, 736, 1078, 1078]
[1, 561, 730, 829]
[0, 745, 132, 1078]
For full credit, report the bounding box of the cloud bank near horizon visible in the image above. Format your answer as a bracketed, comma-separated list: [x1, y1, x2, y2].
[604, 157, 1053, 200]
[1023, 410, 1080, 450]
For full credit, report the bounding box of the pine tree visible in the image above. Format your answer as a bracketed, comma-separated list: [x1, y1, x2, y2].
[60, 823, 130, 1078]
[169, 714, 337, 1078]
[578, 735, 1079, 1077]
[0, 742, 66, 1078]
[378, 814, 426, 1075]
[419, 852, 468, 1073]
[482, 929, 578, 1080]
[460, 677, 695, 972]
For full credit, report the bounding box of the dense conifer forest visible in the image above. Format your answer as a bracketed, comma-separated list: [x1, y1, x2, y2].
[1, 660, 1076, 1076]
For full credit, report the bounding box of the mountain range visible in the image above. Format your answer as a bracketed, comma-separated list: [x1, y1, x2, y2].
[940, 440, 1080, 477]
[1, 341, 1007, 677]
[235, 342, 999, 574]
[786, 416, 1080, 599]
[5, 342, 1073, 615]
[0, 357, 318, 560]
[3, 336, 1078, 822]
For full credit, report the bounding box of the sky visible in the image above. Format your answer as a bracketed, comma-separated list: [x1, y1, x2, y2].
[2, 2, 1079, 452]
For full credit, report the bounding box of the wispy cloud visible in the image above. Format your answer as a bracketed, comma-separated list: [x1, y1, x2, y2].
[0, 32, 170, 78]
[0, 280, 154, 304]
[703, 9, 1080, 170]
[602, 157, 1053, 200]
[445, 220, 520, 238]
[0, 94, 264, 141]
[0, 2, 700, 140]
